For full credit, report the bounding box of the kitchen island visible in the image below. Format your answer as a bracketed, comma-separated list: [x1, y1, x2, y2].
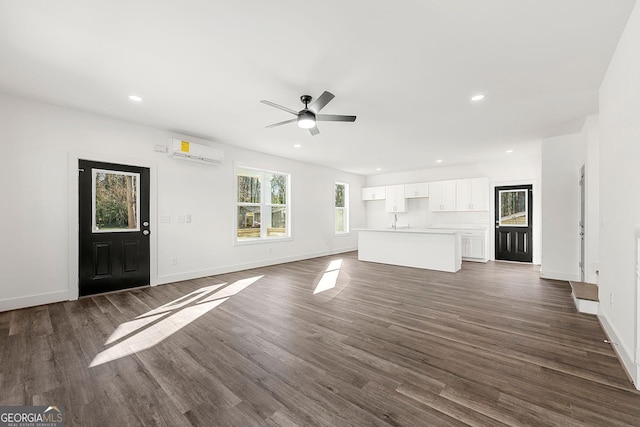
[355, 228, 461, 272]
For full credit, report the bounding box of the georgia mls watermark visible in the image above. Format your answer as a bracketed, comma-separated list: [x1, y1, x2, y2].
[0, 406, 64, 427]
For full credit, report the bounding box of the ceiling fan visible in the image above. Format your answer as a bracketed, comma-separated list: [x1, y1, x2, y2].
[261, 91, 356, 136]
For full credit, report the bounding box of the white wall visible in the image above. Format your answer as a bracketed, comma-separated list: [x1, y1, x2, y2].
[540, 133, 584, 281]
[598, 0, 640, 388]
[364, 143, 542, 264]
[0, 93, 365, 311]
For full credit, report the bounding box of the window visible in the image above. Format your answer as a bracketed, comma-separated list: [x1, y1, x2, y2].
[498, 189, 528, 226]
[236, 167, 290, 241]
[334, 182, 349, 234]
[93, 169, 140, 233]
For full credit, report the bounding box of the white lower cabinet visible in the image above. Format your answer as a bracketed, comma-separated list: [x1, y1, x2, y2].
[460, 230, 487, 262]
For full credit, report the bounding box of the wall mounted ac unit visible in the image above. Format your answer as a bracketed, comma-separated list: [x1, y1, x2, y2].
[170, 138, 224, 165]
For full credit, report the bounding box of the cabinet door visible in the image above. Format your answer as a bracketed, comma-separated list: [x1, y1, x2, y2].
[461, 236, 471, 257]
[456, 180, 473, 211]
[362, 186, 386, 201]
[468, 236, 485, 258]
[404, 182, 429, 198]
[385, 184, 406, 212]
[456, 177, 488, 211]
[429, 180, 456, 211]
[470, 177, 489, 211]
[461, 231, 486, 260]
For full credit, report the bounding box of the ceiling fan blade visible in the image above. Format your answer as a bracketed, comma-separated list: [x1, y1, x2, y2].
[309, 91, 335, 113]
[316, 114, 357, 122]
[265, 118, 298, 128]
[308, 126, 320, 136]
[260, 100, 298, 115]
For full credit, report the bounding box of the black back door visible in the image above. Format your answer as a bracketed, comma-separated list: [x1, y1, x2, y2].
[79, 160, 150, 296]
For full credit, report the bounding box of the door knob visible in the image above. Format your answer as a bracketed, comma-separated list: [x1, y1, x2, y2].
[143, 230, 150, 236]
[143, 221, 149, 227]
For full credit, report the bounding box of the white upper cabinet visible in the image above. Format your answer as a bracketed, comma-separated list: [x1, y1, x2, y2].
[404, 182, 429, 198]
[362, 186, 386, 201]
[456, 177, 489, 211]
[385, 184, 406, 212]
[429, 180, 457, 211]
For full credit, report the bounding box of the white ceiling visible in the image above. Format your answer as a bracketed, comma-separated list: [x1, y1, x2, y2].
[0, 1, 635, 175]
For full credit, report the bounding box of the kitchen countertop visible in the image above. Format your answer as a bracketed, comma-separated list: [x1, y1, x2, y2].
[353, 227, 460, 234]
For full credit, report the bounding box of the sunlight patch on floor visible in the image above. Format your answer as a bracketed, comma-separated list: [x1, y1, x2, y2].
[313, 259, 343, 295]
[89, 275, 264, 367]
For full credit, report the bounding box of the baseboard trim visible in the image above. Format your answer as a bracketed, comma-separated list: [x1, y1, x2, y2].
[0, 290, 69, 312]
[157, 247, 357, 285]
[598, 312, 638, 390]
[540, 270, 580, 281]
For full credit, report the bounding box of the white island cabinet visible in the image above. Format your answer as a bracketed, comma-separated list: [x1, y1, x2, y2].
[355, 228, 461, 273]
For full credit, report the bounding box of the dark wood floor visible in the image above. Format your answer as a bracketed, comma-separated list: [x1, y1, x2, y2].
[1, 252, 639, 426]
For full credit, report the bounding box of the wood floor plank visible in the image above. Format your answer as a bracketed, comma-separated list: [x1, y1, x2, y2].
[1, 252, 640, 426]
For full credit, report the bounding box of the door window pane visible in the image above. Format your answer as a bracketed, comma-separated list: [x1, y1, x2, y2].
[93, 169, 140, 232]
[499, 189, 528, 226]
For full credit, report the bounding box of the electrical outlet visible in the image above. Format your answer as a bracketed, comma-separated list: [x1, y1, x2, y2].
[171, 257, 178, 266]
[609, 292, 613, 307]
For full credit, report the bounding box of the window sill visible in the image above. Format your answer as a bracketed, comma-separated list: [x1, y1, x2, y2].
[234, 236, 293, 246]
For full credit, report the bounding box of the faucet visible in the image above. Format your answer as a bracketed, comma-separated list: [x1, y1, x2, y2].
[392, 214, 398, 230]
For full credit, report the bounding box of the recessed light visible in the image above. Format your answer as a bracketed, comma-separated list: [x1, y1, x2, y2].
[376, 168, 382, 171]
[470, 94, 485, 102]
[128, 95, 143, 103]
[436, 159, 443, 163]
[505, 149, 514, 153]
[293, 144, 301, 148]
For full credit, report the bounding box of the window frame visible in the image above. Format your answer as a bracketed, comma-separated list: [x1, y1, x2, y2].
[334, 182, 349, 235]
[235, 165, 291, 245]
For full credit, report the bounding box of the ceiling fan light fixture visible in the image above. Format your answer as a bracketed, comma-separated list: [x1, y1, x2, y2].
[297, 110, 316, 129]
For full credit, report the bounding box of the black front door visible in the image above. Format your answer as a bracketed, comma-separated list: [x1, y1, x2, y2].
[79, 160, 150, 296]
[495, 184, 533, 262]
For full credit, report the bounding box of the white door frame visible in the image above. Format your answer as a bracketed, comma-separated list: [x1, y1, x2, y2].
[67, 150, 158, 300]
